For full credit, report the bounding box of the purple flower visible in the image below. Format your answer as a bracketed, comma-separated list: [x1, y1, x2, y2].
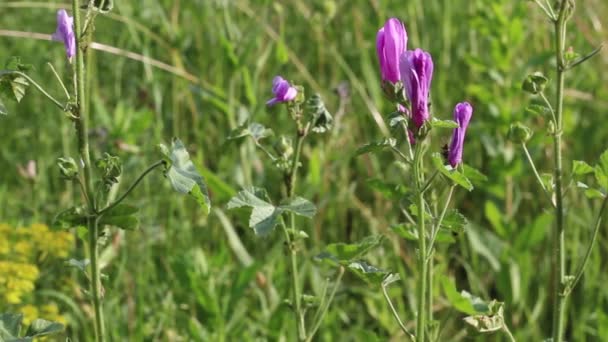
[448, 102, 473, 167]
[52, 9, 76, 61]
[376, 18, 407, 84]
[400, 49, 434, 127]
[266, 76, 297, 106]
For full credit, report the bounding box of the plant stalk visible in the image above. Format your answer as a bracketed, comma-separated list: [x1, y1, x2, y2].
[551, 1, 569, 341]
[413, 142, 427, 342]
[72, 0, 105, 340]
[286, 129, 307, 341]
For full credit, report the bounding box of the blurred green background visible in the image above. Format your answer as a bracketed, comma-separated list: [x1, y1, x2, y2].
[1, 0, 607, 340]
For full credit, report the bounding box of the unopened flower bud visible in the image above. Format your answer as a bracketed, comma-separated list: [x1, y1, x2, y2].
[508, 122, 532, 143]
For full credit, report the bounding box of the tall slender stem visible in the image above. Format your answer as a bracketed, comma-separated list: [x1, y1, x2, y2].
[413, 142, 427, 342]
[72, 1, 105, 340]
[382, 283, 415, 341]
[306, 266, 345, 341]
[286, 129, 307, 341]
[551, 1, 569, 341]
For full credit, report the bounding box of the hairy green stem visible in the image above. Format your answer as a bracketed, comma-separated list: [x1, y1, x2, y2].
[72, 0, 104, 340]
[551, 1, 569, 341]
[98, 160, 165, 215]
[521, 143, 553, 204]
[566, 194, 608, 295]
[286, 129, 307, 341]
[382, 282, 415, 341]
[413, 142, 427, 342]
[503, 323, 517, 342]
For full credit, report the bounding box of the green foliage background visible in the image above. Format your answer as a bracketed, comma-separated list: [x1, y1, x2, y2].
[1, 0, 607, 340]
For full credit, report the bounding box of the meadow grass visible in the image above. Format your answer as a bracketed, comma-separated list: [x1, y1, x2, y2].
[1, 0, 607, 340]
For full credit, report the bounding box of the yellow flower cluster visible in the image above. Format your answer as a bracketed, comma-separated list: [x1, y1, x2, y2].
[0, 223, 73, 326]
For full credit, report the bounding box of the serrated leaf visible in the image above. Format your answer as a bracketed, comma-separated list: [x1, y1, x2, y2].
[0, 313, 22, 339]
[572, 160, 594, 176]
[463, 304, 505, 334]
[388, 113, 406, 128]
[227, 188, 316, 236]
[441, 276, 488, 315]
[9, 76, 28, 103]
[431, 117, 459, 129]
[99, 204, 139, 230]
[323, 235, 383, 262]
[280, 197, 316, 218]
[525, 104, 551, 118]
[227, 122, 273, 142]
[355, 138, 396, 156]
[67, 258, 90, 273]
[26, 319, 64, 337]
[307, 94, 333, 133]
[431, 153, 473, 191]
[441, 209, 467, 234]
[347, 261, 389, 285]
[381, 273, 401, 287]
[53, 206, 87, 229]
[160, 138, 211, 215]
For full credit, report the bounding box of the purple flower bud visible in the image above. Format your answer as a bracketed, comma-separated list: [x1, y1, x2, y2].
[376, 18, 407, 84]
[52, 9, 76, 61]
[448, 102, 473, 167]
[266, 76, 298, 106]
[400, 49, 434, 127]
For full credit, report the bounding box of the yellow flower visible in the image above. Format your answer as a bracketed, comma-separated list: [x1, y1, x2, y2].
[20, 304, 39, 326]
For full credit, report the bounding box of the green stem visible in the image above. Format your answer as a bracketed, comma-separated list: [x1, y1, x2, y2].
[503, 323, 517, 342]
[305, 266, 345, 342]
[413, 142, 427, 342]
[427, 185, 455, 261]
[89, 216, 105, 342]
[565, 194, 608, 295]
[521, 143, 553, 204]
[72, 0, 104, 340]
[551, 1, 569, 341]
[285, 128, 308, 341]
[0, 70, 64, 110]
[381, 282, 416, 341]
[98, 160, 165, 215]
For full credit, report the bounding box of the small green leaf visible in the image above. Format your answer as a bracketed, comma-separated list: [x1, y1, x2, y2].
[323, 235, 383, 262]
[227, 122, 273, 142]
[53, 206, 87, 229]
[280, 197, 316, 218]
[431, 153, 473, 191]
[99, 204, 139, 230]
[441, 276, 488, 315]
[160, 138, 211, 215]
[584, 188, 605, 199]
[227, 187, 281, 236]
[390, 223, 419, 241]
[67, 258, 90, 273]
[572, 160, 594, 176]
[347, 261, 389, 285]
[430, 117, 459, 129]
[355, 138, 396, 156]
[463, 304, 506, 334]
[441, 209, 467, 234]
[0, 313, 22, 339]
[26, 319, 64, 337]
[381, 273, 401, 287]
[307, 94, 333, 133]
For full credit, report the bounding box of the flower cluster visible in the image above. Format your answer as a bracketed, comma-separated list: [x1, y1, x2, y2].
[0, 223, 72, 325]
[376, 18, 473, 165]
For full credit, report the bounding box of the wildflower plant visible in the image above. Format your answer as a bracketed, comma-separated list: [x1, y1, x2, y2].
[515, 1, 604, 341]
[0, 2, 210, 341]
[350, 18, 516, 341]
[227, 77, 340, 341]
